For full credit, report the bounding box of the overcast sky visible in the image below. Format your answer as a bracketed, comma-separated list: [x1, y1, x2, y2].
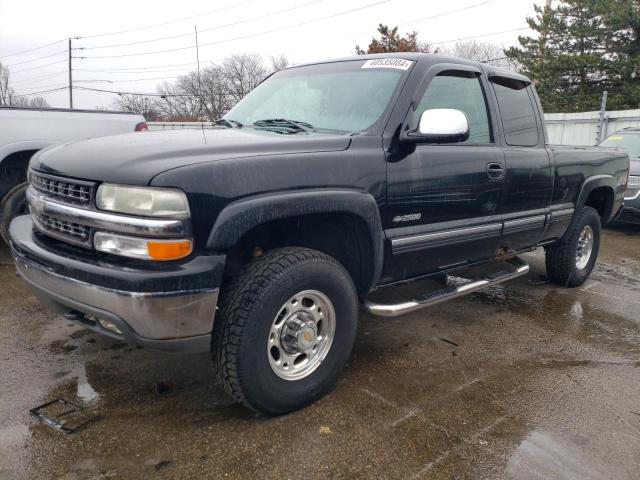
[0, 0, 543, 110]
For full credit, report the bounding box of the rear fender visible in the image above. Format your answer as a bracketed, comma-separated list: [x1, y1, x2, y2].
[573, 175, 616, 224]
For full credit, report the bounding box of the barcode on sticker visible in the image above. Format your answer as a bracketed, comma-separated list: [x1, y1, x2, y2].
[361, 58, 413, 70]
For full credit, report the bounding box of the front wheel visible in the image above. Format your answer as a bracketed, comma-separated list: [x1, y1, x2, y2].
[545, 206, 601, 287]
[214, 247, 358, 415]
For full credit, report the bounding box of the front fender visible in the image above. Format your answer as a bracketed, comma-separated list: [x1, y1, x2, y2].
[207, 189, 385, 288]
[0, 141, 57, 164]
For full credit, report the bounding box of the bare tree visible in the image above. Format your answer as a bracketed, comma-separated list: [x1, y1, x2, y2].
[0, 62, 50, 108]
[149, 53, 287, 121]
[4, 93, 50, 108]
[222, 54, 268, 104]
[269, 54, 289, 73]
[197, 65, 234, 121]
[0, 62, 15, 106]
[111, 94, 161, 120]
[156, 78, 202, 121]
[439, 41, 519, 71]
[26, 96, 51, 109]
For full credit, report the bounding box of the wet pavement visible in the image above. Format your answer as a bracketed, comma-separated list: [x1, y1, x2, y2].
[1, 225, 639, 479]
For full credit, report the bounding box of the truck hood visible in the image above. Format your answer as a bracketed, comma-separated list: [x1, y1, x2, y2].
[631, 158, 639, 176]
[31, 128, 352, 185]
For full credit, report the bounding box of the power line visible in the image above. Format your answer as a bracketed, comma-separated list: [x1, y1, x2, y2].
[75, 0, 323, 51]
[77, 0, 258, 39]
[12, 86, 68, 97]
[74, 76, 181, 84]
[73, 62, 199, 73]
[76, 0, 391, 59]
[398, 0, 501, 28]
[10, 59, 68, 74]
[0, 38, 67, 60]
[10, 69, 68, 86]
[70, 25, 529, 81]
[73, 86, 198, 97]
[244, 26, 532, 66]
[68, 0, 504, 74]
[5, 49, 67, 67]
[432, 27, 529, 45]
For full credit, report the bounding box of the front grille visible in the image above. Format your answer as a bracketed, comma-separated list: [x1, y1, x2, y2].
[29, 172, 96, 247]
[30, 172, 93, 205]
[35, 213, 90, 242]
[628, 176, 640, 187]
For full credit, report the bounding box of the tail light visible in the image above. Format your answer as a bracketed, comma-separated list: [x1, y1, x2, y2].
[135, 122, 148, 132]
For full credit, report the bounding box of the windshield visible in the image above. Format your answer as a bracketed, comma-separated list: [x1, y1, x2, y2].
[600, 132, 640, 158]
[225, 60, 410, 133]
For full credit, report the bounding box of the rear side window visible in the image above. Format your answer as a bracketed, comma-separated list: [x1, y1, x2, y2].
[414, 71, 492, 144]
[491, 77, 539, 147]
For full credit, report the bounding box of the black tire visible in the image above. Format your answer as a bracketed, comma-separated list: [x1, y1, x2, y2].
[0, 182, 28, 245]
[214, 247, 358, 415]
[545, 206, 601, 287]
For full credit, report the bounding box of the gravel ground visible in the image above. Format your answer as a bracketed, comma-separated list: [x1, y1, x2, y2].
[1, 224, 639, 479]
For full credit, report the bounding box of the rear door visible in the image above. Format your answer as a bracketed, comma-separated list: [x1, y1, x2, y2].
[383, 66, 505, 281]
[488, 75, 553, 252]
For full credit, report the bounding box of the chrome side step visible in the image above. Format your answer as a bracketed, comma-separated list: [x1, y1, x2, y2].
[361, 257, 530, 318]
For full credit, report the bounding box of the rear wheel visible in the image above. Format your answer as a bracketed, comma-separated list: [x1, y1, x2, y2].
[545, 206, 601, 287]
[214, 247, 358, 415]
[0, 182, 28, 245]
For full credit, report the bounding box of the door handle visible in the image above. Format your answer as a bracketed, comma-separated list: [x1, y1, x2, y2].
[487, 162, 505, 180]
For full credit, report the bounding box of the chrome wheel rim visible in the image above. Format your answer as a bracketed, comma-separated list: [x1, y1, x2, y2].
[268, 290, 336, 381]
[575, 225, 594, 270]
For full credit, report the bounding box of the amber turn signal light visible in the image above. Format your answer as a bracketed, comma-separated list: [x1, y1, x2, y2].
[147, 240, 193, 260]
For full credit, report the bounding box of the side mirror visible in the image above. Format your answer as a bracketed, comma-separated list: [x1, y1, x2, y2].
[405, 108, 470, 144]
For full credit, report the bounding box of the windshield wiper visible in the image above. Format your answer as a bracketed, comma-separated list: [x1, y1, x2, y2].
[253, 118, 314, 133]
[213, 118, 243, 128]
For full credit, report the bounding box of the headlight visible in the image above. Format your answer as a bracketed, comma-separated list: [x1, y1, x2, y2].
[626, 175, 640, 200]
[96, 184, 190, 218]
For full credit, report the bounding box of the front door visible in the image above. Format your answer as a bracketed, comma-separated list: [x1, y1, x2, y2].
[383, 68, 505, 283]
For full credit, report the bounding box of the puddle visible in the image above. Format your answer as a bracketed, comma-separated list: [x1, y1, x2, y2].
[507, 431, 618, 480]
[75, 364, 100, 403]
[2, 233, 640, 479]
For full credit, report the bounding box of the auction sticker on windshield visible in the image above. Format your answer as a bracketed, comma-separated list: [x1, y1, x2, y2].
[361, 58, 413, 70]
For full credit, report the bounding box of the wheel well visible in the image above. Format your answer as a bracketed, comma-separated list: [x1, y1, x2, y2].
[223, 213, 375, 293]
[584, 186, 614, 223]
[0, 150, 38, 194]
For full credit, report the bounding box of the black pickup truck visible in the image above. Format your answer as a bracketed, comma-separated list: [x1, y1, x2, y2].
[9, 53, 629, 415]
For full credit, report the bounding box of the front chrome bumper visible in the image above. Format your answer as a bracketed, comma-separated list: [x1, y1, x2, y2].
[9, 215, 223, 353]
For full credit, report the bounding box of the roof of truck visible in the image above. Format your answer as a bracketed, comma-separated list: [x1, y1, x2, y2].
[289, 52, 531, 84]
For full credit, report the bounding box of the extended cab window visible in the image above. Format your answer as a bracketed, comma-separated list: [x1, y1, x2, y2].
[414, 71, 492, 144]
[491, 77, 539, 147]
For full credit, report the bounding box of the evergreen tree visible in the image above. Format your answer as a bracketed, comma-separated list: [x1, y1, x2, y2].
[355, 25, 432, 54]
[506, 0, 639, 113]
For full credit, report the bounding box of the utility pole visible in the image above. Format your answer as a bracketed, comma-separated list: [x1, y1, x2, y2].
[194, 25, 210, 124]
[534, 0, 553, 86]
[195, 26, 202, 102]
[596, 90, 608, 145]
[68, 38, 73, 109]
